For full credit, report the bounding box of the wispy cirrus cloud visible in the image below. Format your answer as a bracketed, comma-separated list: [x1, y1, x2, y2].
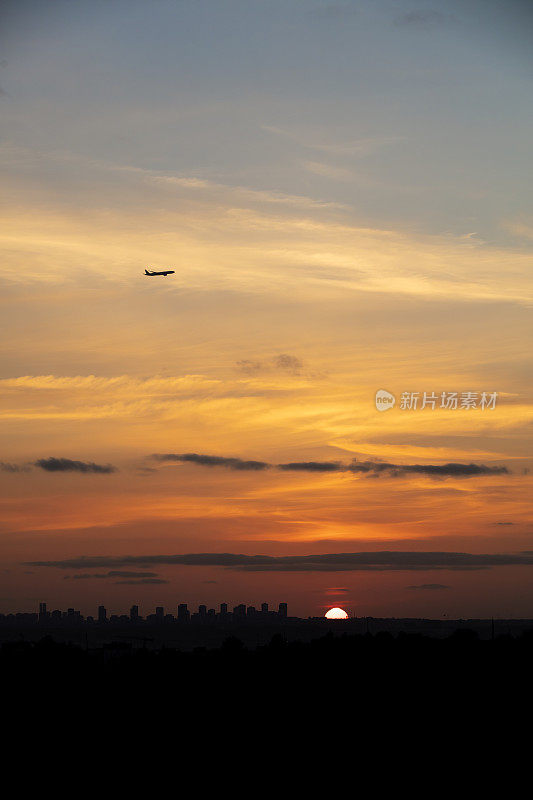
[0, 461, 30, 473]
[151, 172, 347, 210]
[0, 374, 221, 392]
[235, 353, 304, 376]
[261, 125, 401, 157]
[2, 147, 532, 306]
[302, 161, 354, 181]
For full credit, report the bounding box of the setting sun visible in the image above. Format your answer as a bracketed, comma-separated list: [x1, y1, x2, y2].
[325, 608, 349, 620]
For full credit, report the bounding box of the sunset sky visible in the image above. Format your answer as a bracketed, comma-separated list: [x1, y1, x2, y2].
[1, 0, 532, 618]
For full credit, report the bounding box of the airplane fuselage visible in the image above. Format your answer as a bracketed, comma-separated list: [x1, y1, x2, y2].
[145, 269, 175, 276]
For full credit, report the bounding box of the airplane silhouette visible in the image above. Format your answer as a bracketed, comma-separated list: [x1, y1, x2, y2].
[145, 268, 175, 277]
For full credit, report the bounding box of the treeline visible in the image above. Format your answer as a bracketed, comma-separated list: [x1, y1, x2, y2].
[4, 628, 533, 683]
[6, 629, 533, 726]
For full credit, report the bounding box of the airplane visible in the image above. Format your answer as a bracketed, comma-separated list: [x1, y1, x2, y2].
[144, 268, 175, 277]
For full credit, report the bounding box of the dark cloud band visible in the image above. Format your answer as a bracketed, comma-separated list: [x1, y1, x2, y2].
[152, 453, 269, 470]
[68, 571, 160, 580]
[34, 457, 116, 474]
[347, 461, 508, 477]
[278, 461, 344, 472]
[151, 453, 508, 478]
[114, 578, 169, 585]
[27, 551, 533, 573]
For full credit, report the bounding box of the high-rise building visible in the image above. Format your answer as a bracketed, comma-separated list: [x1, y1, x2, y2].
[198, 604, 207, 616]
[220, 602, 228, 615]
[233, 603, 246, 617]
[177, 603, 190, 622]
[98, 605, 107, 623]
[155, 606, 164, 621]
[278, 602, 288, 618]
[130, 604, 139, 621]
[261, 602, 269, 613]
[247, 606, 256, 616]
[38, 602, 49, 622]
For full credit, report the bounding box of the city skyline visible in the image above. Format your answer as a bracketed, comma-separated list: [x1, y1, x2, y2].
[27, 600, 291, 622]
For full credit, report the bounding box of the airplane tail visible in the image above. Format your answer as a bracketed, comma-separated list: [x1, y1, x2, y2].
[145, 269, 150, 275]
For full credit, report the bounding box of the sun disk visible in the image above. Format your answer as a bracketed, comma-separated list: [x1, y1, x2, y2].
[325, 607, 348, 619]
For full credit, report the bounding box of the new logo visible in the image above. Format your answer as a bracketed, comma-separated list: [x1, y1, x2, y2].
[375, 389, 396, 412]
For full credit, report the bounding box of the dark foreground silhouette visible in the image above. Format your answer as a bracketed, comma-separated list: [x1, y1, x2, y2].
[4, 627, 533, 700]
[5, 628, 533, 751]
